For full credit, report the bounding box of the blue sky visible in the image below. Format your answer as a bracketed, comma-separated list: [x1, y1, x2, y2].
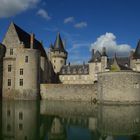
[0, 0, 140, 63]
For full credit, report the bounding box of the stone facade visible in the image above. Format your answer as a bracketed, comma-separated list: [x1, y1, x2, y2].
[1, 22, 50, 100]
[98, 71, 140, 103]
[40, 84, 97, 102]
[1, 22, 140, 102]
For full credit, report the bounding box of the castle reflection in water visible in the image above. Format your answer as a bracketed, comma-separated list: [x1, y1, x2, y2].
[1, 100, 140, 140]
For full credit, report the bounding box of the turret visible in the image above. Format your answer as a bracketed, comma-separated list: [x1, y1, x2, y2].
[130, 40, 140, 71]
[133, 40, 140, 59]
[50, 33, 68, 73]
[101, 47, 108, 72]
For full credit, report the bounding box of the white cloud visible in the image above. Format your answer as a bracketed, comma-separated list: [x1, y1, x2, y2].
[74, 22, 87, 28]
[90, 32, 132, 56]
[37, 9, 51, 20]
[64, 17, 74, 24]
[0, 0, 40, 18]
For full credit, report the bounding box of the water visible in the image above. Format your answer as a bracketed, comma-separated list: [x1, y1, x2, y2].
[1, 100, 140, 140]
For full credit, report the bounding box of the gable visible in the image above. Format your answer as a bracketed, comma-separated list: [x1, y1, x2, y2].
[2, 22, 20, 48]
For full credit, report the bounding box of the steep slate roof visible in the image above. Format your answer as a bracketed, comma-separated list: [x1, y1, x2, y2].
[108, 57, 130, 67]
[11, 22, 47, 57]
[102, 47, 108, 57]
[133, 40, 140, 59]
[0, 43, 6, 58]
[52, 33, 67, 53]
[60, 64, 89, 75]
[89, 50, 102, 62]
[108, 56, 131, 70]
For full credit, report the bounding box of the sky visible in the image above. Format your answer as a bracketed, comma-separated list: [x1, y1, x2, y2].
[0, 0, 140, 64]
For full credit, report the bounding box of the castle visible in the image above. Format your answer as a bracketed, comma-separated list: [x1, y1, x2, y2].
[0, 22, 140, 100]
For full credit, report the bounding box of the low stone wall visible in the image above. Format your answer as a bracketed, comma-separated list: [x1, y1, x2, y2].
[40, 84, 97, 102]
[98, 71, 140, 104]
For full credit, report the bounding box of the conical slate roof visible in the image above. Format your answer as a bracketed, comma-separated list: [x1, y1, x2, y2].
[133, 40, 140, 59]
[89, 50, 102, 62]
[53, 33, 67, 53]
[110, 54, 121, 71]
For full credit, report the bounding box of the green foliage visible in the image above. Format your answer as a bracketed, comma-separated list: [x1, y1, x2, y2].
[110, 65, 120, 71]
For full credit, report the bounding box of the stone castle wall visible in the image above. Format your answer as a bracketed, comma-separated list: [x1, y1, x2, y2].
[40, 84, 97, 102]
[98, 71, 140, 104]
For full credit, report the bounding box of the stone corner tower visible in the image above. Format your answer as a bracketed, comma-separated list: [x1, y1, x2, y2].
[49, 33, 68, 74]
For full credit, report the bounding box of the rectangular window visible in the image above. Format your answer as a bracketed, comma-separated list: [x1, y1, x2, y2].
[19, 79, 23, 86]
[25, 56, 28, 63]
[20, 69, 23, 75]
[8, 65, 12, 72]
[10, 49, 13, 55]
[8, 79, 11, 86]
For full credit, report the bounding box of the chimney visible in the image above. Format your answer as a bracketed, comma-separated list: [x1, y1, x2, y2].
[130, 50, 134, 58]
[92, 49, 94, 58]
[102, 47, 107, 56]
[30, 33, 35, 49]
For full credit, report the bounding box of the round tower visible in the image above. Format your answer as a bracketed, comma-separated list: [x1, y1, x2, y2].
[15, 43, 40, 100]
[50, 33, 67, 74]
[0, 44, 6, 94]
[130, 40, 140, 71]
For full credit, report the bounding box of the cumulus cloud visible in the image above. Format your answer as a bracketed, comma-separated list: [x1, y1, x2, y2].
[64, 16, 75, 24]
[90, 32, 132, 56]
[74, 22, 87, 28]
[37, 9, 51, 20]
[0, 0, 40, 18]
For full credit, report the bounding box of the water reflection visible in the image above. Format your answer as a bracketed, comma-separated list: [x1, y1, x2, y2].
[1, 100, 140, 140]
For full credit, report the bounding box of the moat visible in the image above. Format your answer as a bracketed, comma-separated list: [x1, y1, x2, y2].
[0, 100, 140, 140]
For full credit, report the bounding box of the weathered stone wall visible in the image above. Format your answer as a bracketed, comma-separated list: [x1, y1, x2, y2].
[130, 59, 140, 72]
[40, 84, 97, 102]
[2, 58, 16, 98]
[14, 48, 40, 100]
[98, 71, 140, 103]
[59, 74, 93, 84]
[2, 23, 20, 58]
